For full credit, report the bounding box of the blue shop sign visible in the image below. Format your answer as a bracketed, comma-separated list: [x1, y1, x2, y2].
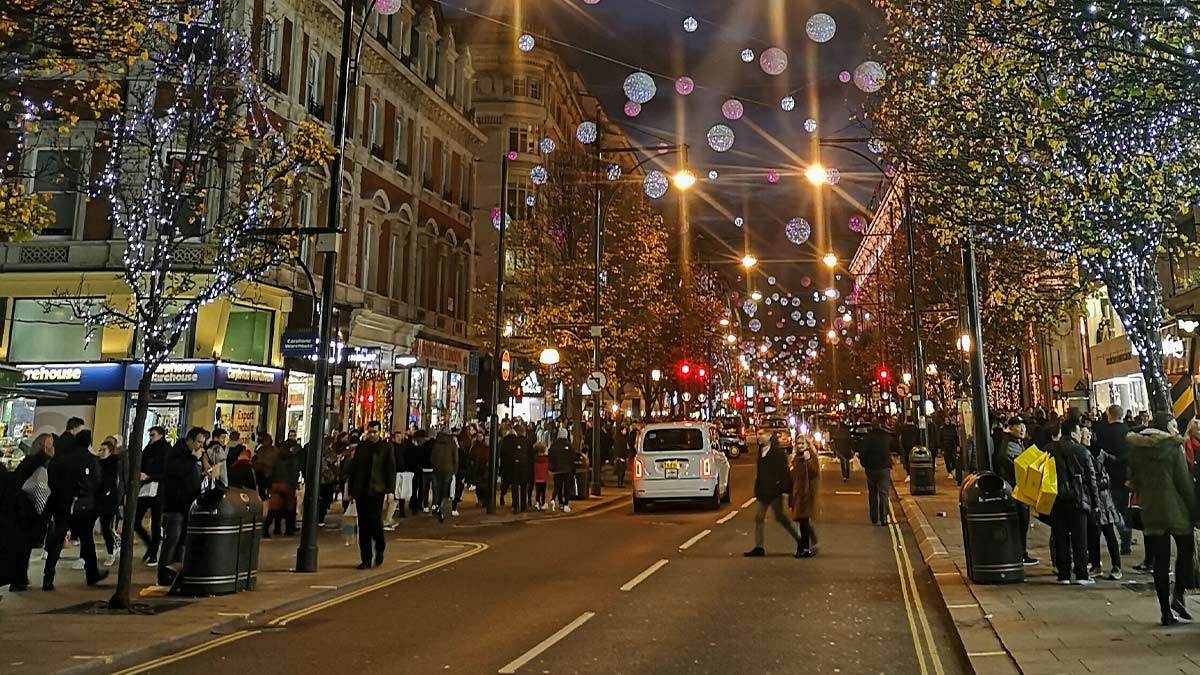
[216, 361, 284, 394]
[124, 361, 217, 391]
[17, 362, 127, 392]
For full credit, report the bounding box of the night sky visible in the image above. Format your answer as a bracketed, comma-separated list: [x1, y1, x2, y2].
[444, 0, 885, 358]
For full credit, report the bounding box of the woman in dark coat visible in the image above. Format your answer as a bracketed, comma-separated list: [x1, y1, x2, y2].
[95, 438, 125, 567]
[746, 433, 804, 557]
[790, 437, 821, 557]
[227, 446, 258, 492]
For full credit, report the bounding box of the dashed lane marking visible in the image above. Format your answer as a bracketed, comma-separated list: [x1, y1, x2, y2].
[498, 612, 596, 674]
[620, 559, 670, 592]
[679, 529, 712, 551]
[740, 497, 757, 509]
[716, 510, 738, 525]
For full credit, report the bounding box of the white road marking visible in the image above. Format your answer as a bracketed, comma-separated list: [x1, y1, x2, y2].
[834, 490, 862, 495]
[498, 611, 596, 673]
[679, 529, 712, 550]
[308, 584, 338, 590]
[217, 612, 250, 618]
[620, 559, 670, 592]
[946, 604, 979, 609]
[716, 510, 738, 524]
[967, 652, 1008, 657]
[740, 497, 757, 508]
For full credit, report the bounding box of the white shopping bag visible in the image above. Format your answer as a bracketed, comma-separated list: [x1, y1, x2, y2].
[396, 472, 414, 500]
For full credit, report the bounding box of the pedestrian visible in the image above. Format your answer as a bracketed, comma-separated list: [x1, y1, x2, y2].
[471, 429, 490, 507]
[940, 414, 961, 481]
[1128, 412, 1197, 625]
[6, 433, 54, 591]
[1049, 418, 1097, 586]
[549, 428, 574, 512]
[280, 430, 303, 533]
[42, 421, 108, 591]
[413, 430, 434, 513]
[318, 434, 341, 526]
[745, 432, 805, 558]
[347, 421, 396, 569]
[523, 422, 537, 509]
[137, 426, 170, 566]
[859, 417, 897, 526]
[1094, 404, 1134, 557]
[206, 428, 229, 488]
[253, 434, 279, 505]
[261, 433, 295, 537]
[790, 436, 821, 557]
[500, 423, 526, 513]
[95, 438, 124, 568]
[453, 426, 473, 514]
[994, 416, 1038, 565]
[533, 441, 550, 510]
[227, 445, 258, 491]
[1083, 419, 1123, 580]
[832, 421, 853, 482]
[158, 427, 209, 587]
[430, 430, 458, 522]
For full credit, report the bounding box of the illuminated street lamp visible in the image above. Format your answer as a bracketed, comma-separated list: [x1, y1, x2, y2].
[741, 254, 758, 268]
[805, 163, 829, 185]
[672, 169, 697, 190]
[957, 333, 972, 352]
[826, 329, 837, 340]
[539, 347, 562, 366]
[822, 253, 838, 268]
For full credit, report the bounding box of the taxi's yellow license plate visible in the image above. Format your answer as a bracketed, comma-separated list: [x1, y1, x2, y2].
[659, 461, 682, 470]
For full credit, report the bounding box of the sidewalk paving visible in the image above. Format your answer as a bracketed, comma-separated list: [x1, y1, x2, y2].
[896, 465, 1200, 675]
[0, 481, 630, 675]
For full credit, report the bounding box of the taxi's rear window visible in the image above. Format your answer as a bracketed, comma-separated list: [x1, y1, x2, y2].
[641, 429, 704, 451]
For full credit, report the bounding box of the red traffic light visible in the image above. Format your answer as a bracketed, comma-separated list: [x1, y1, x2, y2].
[878, 368, 890, 382]
[1051, 374, 1062, 392]
[680, 363, 691, 377]
[697, 367, 707, 379]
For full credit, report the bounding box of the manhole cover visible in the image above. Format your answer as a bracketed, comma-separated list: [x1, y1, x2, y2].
[46, 599, 192, 615]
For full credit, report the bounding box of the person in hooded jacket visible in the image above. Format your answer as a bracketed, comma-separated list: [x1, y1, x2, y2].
[1129, 412, 1197, 625]
[549, 429, 574, 512]
[5, 433, 55, 591]
[500, 424, 528, 513]
[745, 432, 805, 558]
[95, 438, 125, 568]
[1049, 419, 1098, 585]
[790, 436, 821, 557]
[43, 425, 108, 590]
[227, 445, 258, 491]
[430, 431, 459, 521]
[136, 426, 171, 565]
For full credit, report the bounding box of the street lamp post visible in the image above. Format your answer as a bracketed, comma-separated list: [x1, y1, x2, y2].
[297, 0, 388, 573]
[962, 231, 993, 472]
[486, 154, 510, 515]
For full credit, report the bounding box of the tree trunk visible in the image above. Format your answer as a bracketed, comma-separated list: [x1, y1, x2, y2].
[1102, 263, 1172, 415]
[109, 371, 154, 610]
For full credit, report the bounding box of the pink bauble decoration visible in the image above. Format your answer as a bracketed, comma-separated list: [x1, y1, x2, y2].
[721, 99, 744, 120]
[374, 0, 403, 15]
[801, 276, 812, 287]
[675, 77, 695, 95]
[767, 171, 779, 183]
[839, 70, 852, 83]
[624, 100, 642, 117]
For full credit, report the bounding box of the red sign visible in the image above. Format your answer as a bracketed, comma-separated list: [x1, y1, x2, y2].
[500, 350, 512, 382]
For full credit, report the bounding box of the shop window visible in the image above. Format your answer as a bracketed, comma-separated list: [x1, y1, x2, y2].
[223, 304, 274, 365]
[133, 302, 194, 359]
[408, 367, 427, 428]
[8, 299, 102, 362]
[31, 148, 83, 238]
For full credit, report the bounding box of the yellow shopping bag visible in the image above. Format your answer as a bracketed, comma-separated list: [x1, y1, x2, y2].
[1035, 455, 1058, 515]
[1013, 444, 1048, 507]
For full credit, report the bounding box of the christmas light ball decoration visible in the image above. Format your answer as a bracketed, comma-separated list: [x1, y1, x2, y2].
[742, 299, 758, 316]
[518, 34, 536, 52]
[643, 170, 669, 199]
[867, 138, 886, 154]
[804, 118, 817, 133]
[848, 215, 864, 232]
[675, 77, 695, 95]
[576, 121, 597, 144]
[760, 47, 789, 75]
[490, 208, 511, 230]
[749, 319, 762, 333]
[708, 170, 718, 180]
[525, 195, 536, 207]
[374, 0, 403, 15]
[765, 297, 772, 305]
[885, 164, 897, 177]
[791, 297, 802, 307]
[827, 168, 841, 185]
[606, 164, 622, 181]
[722, 98, 744, 120]
[800, 275, 811, 286]
[781, 95, 796, 111]
[507, 151, 519, 161]
[624, 100, 642, 117]
[740, 48, 755, 63]
[768, 275, 777, 285]
[657, 143, 670, 154]
[853, 61, 886, 93]
[767, 171, 779, 183]
[734, 216, 744, 227]
[786, 218, 812, 245]
[683, 16, 698, 32]
[623, 72, 657, 104]
[806, 13, 837, 42]
[772, 292, 780, 301]
[530, 165, 548, 185]
[540, 137, 556, 155]
[791, 311, 803, 321]
[707, 124, 735, 152]
[839, 70, 852, 83]
[583, 0, 599, 4]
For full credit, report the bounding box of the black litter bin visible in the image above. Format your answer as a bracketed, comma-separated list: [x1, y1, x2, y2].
[960, 472, 1024, 584]
[178, 487, 262, 595]
[909, 446, 936, 495]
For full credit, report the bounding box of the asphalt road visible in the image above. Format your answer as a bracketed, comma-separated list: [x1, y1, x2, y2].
[122, 453, 968, 675]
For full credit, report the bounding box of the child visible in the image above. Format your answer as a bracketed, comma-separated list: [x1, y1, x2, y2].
[533, 441, 550, 511]
[341, 496, 358, 547]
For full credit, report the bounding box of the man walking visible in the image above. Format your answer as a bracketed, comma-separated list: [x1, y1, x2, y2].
[832, 422, 853, 482]
[745, 432, 805, 558]
[1094, 404, 1132, 555]
[43, 419, 107, 590]
[860, 418, 897, 526]
[136, 426, 170, 566]
[159, 427, 209, 587]
[348, 421, 395, 569]
[430, 430, 458, 522]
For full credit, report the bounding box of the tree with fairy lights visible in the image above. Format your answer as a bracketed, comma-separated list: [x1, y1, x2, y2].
[869, 0, 1200, 413]
[50, 2, 330, 609]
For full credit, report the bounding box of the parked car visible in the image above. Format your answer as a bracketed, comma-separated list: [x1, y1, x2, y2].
[633, 422, 731, 512]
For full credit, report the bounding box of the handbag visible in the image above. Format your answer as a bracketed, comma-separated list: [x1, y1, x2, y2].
[1127, 492, 1144, 531]
[1034, 456, 1059, 516]
[138, 481, 159, 498]
[396, 471, 414, 500]
[21, 466, 51, 515]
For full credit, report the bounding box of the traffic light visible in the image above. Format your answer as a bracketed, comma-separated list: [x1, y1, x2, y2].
[878, 367, 890, 382]
[679, 363, 691, 377]
[697, 367, 707, 379]
[1051, 374, 1062, 393]
[513, 385, 523, 403]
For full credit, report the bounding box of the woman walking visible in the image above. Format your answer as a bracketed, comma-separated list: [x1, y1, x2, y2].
[790, 436, 821, 557]
[1128, 413, 1197, 625]
[96, 438, 125, 568]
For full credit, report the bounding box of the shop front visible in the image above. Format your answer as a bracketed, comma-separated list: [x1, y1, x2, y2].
[405, 338, 470, 431]
[1091, 335, 1149, 414]
[346, 344, 395, 430]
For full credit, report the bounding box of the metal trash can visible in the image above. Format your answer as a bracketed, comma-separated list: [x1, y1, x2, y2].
[178, 487, 262, 595]
[960, 472, 1024, 584]
[909, 446, 936, 495]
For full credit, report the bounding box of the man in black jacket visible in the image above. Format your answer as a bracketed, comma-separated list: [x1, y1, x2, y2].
[1094, 404, 1133, 555]
[43, 420, 106, 590]
[158, 427, 209, 586]
[348, 421, 396, 569]
[860, 418, 898, 526]
[137, 426, 171, 564]
[745, 432, 804, 558]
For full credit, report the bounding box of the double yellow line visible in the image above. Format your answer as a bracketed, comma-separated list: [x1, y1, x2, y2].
[111, 541, 488, 674]
[887, 503, 945, 675]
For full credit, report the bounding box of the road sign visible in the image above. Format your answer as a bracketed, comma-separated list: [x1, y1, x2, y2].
[281, 332, 317, 358]
[586, 370, 607, 392]
[500, 350, 512, 382]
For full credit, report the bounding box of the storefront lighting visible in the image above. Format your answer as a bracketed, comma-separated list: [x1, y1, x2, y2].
[394, 353, 418, 368]
[539, 347, 561, 365]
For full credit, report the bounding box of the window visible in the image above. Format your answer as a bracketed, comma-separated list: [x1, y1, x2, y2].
[641, 428, 704, 451]
[440, 148, 451, 195]
[134, 302, 194, 359]
[513, 77, 526, 97]
[305, 49, 320, 106]
[459, 162, 470, 207]
[223, 305, 274, 365]
[296, 190, 313, 264]
[388, 233, 400, 297]
[8, 299, 103, 362]
[262, 19, 279, 79]
[420, 136, 431, 184]
[361, 221, 375, 290]
[368, 100, 380, 152]
[528, 77, 543, 101]
[507, 126, 534, 154]
[393, 116, 408, 168]
[31, 149, 83, 238]
[507, 181, 533, 220]
[164, 150, 212, 237]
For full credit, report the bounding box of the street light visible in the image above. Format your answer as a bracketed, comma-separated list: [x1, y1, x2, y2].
[822, 253, 838, 268]
[741, 254, 758, 268]
[957, 333, 972, 352]
[539, 347, 562, 365]
[672, 169, 697, 190]
[651, 368, 662, 382]
[805, 163, 829, 185]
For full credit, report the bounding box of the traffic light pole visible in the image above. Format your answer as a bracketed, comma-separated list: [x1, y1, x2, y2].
[902, 182, 930, 449]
